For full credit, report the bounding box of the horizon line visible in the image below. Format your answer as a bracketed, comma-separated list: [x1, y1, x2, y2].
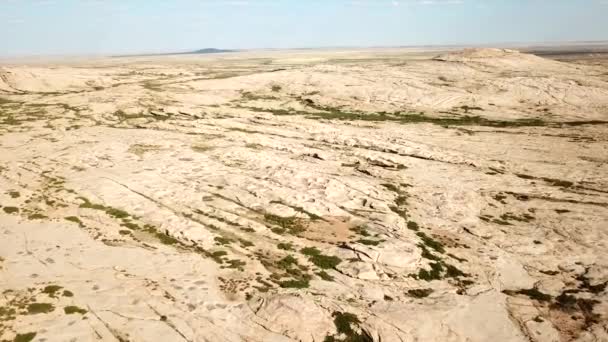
[2, 39, 608, 60]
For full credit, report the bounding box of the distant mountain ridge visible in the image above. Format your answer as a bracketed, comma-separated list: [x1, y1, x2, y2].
[111, 48, 235, 58]
[189, 48, 234, 54]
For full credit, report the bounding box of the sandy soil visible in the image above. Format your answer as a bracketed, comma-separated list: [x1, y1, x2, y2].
[1, 48, 607, 342]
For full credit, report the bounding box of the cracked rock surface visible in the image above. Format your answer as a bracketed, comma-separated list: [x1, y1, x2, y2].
[1, 48, 607, 341]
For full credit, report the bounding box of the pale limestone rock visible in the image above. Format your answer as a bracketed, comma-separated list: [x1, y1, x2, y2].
[525, 319, 561, 342]
[495, 255, 536, 290]
[338, 261, 380, 280]
[1, 48, 607, 342]
[586, 263, 608, 286]
[247, 294, 334, 342]
[444, 291, 528, 342]
[376, 243, 419, 270]
[536, 279, 566, 297]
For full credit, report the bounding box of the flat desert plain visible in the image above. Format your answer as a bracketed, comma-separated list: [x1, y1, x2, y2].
[1, 47, 607, 342]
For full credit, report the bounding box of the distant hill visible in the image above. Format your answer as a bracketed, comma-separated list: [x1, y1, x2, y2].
[111, 48, 235, 58]
[188, 48, 234, 54]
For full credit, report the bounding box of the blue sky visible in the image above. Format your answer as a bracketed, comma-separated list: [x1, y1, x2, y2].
[1, 0, 607, 56]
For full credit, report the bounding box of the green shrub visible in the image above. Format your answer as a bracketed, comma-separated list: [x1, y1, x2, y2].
[27, 213, 48, 220]
[64, 216, 83, 226]
[350, 225, 370, 237]
[265, 213, 306, 234]
[407, 288, 433, 298]
[14, 332, 37, 342]
[300, 247, 321, 256]
[277, 242, 293, 250]
[214, 236, 233, 245]
[27, 303, 54, 314]
[279, 279, 309, 288]
[156, 232, 179, 245]
[64, 306, 87, 315]
[42, 285, 62, 298]
[357, 239, 381, 246]
[417, 232, 444, 253]
[407, 221, 419, 231]
[300, 247, 341, 269]
[277, 255, 298, 269]
[309, 254, 341, 269]
[317, 271, 334, 281]
[417, 262, 443, 281]
[2, 206, 19, 214]
[503, 288, 552, 302]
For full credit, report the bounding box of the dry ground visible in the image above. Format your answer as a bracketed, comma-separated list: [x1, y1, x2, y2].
[1, 48, 607, 342]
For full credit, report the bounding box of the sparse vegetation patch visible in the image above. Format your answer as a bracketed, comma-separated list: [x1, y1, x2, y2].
[64, 216, 84, 227]
[277, 242, 294, 250]
[300, 247, 342, 269]
[265, 213, 307, 234]
[350, 225, 370, 237]
[324, 311, 372, 342]
[416, 232, 445, 253]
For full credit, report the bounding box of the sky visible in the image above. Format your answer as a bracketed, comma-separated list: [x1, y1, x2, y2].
[1, 0, 607, 56]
